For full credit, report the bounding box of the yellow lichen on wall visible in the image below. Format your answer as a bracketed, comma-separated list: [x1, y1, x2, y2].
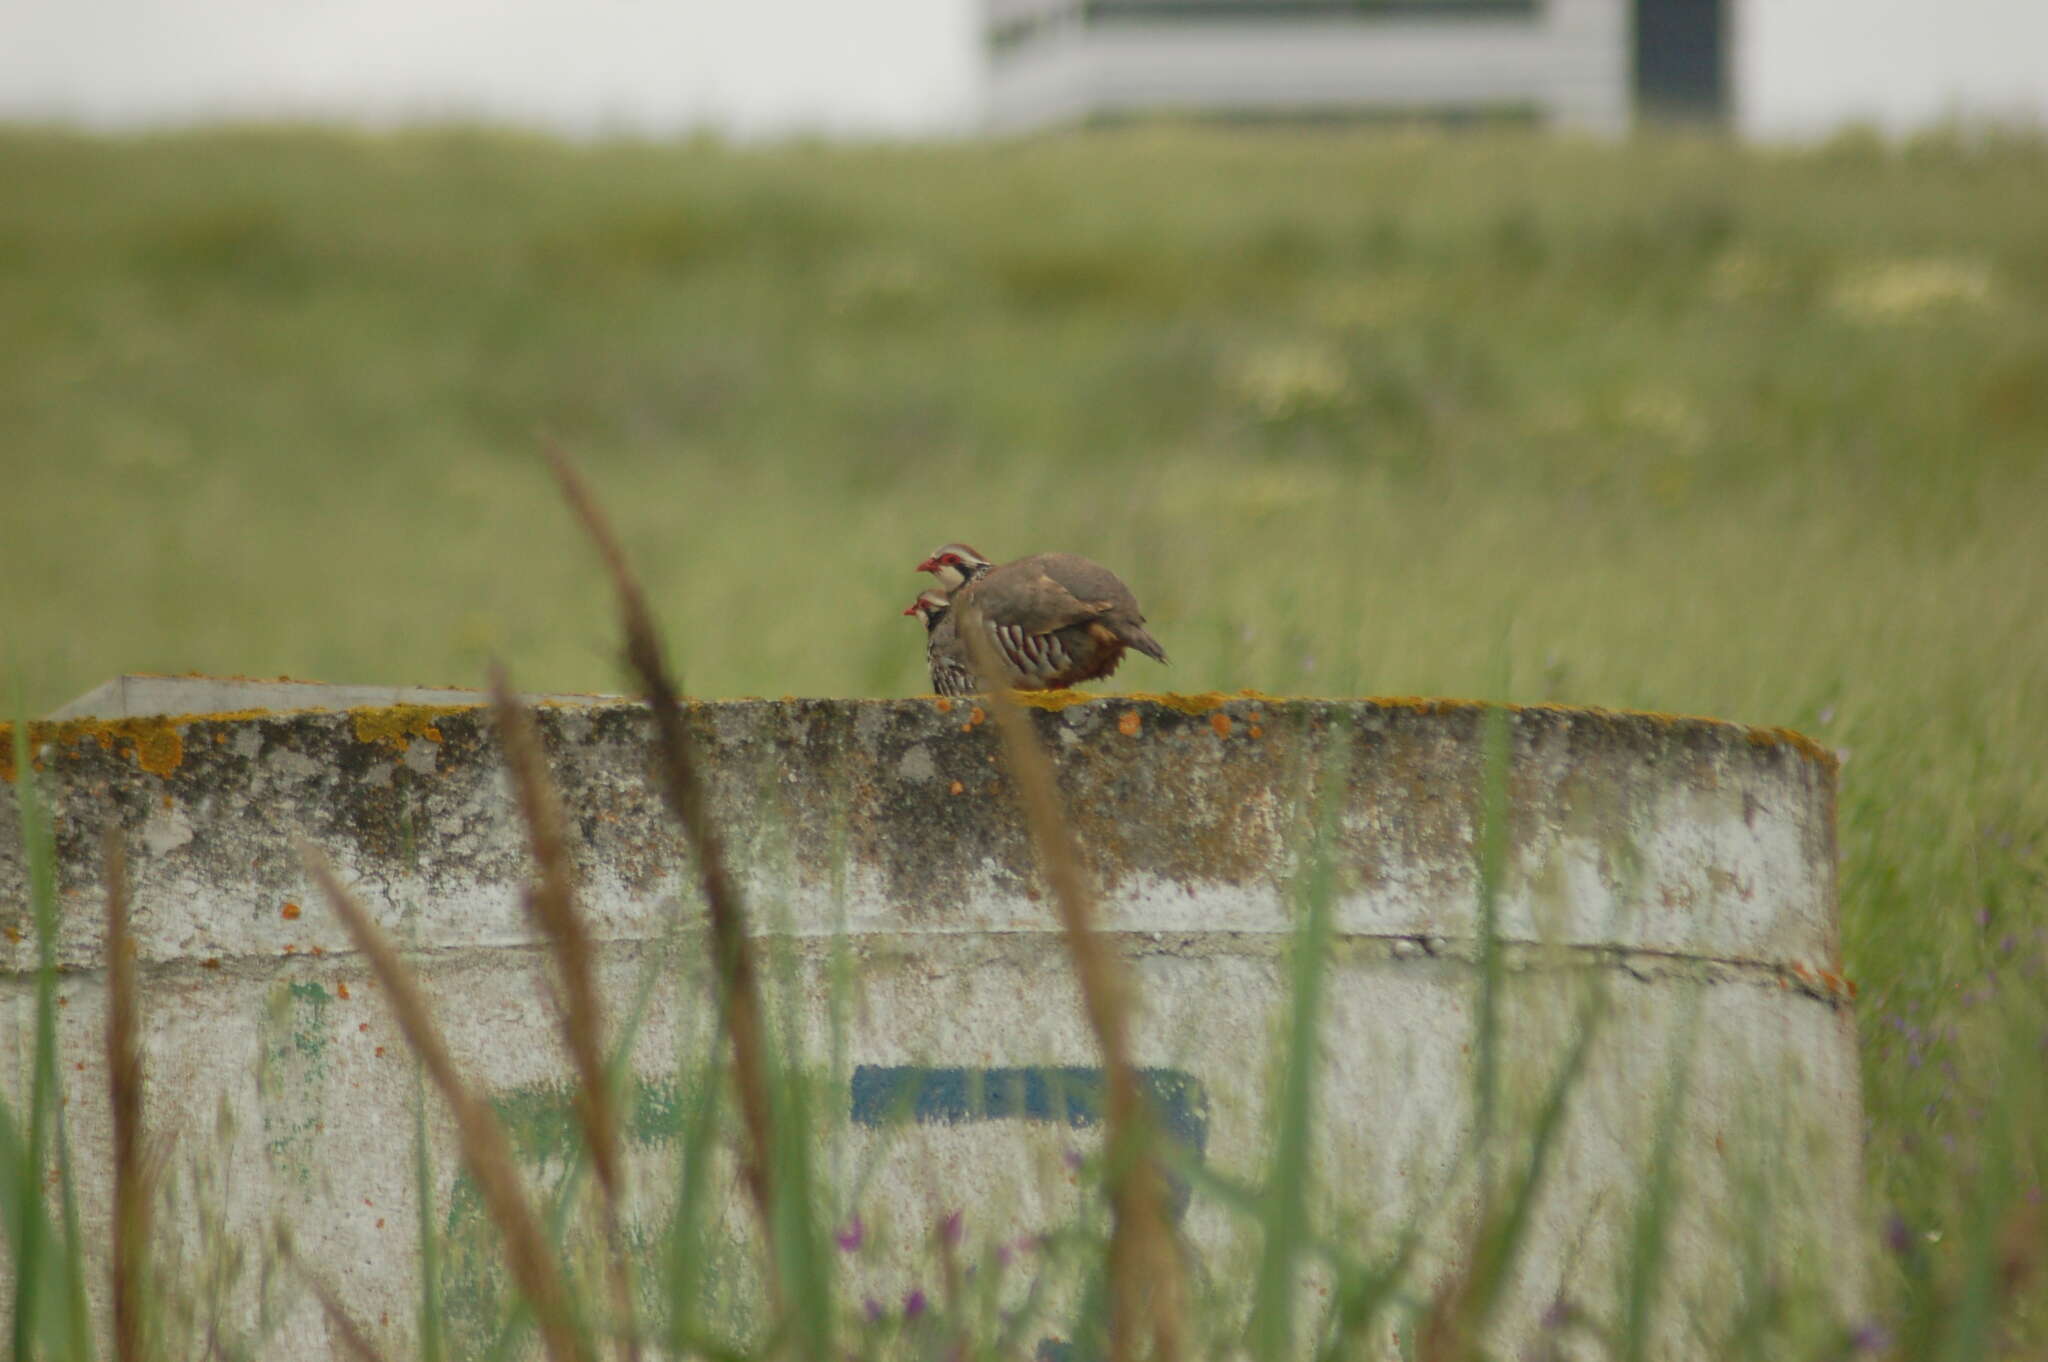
[1746, 725, 1838, 769]
[0, 716, 188, 781]
[350, 704, 466, 753]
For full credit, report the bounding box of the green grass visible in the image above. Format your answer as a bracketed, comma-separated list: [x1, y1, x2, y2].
[2, 121, 2047, 1347]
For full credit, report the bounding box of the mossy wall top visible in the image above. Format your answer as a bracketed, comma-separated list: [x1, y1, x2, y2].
[0, 695, 1840, 984]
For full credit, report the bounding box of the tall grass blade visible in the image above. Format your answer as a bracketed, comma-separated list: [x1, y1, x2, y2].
[49, 1078, 93, 1362]
[662, 1054, 727, 1357]
[1617, 1010, 1700, 1362]
[954, 607, 1182, 1362]
[483, 946, 672, 1362]
[487, 667, 641, 1362]
[1249, 720, 1349, 1358]
[1473, 644, 1512, 1176]
[413, 1057, 446, 1362]
[544, 440, 783, 1284]
[104, 828, 148, 1362]
[299, 842, 594, 1362]
[8, 713, 91, 1362]
[1451, 990, 1606, 1345]
[277, 1228, 396, 1362]
[1938, 1095, 2015, 1361]
[1312, 1227, 1424, 1362]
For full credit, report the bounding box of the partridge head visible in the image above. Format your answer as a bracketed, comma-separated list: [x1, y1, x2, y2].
[914, 543, 993, 595]
[902, 589, 953, 629]
[902, 589, 976, 697]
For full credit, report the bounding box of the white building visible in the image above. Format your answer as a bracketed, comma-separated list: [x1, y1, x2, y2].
[0, 0, 2041, 140]
[985, 0, 2048, 136]
[986, 0, 1639, 134]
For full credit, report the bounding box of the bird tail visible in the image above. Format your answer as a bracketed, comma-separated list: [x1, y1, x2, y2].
[1118, 623, 1169, 665]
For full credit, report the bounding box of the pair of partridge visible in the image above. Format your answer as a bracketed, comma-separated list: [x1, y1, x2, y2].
[902, 542, 1167, 696]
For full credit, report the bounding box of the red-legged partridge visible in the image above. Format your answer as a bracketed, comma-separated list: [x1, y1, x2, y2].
[913, 542, 1168, 691]
[903, 589, 976, 697]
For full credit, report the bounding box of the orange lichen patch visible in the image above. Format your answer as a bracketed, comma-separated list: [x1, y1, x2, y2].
[1786, 960, 1859, 1003]
[1125, 691, 1232, 715]
[1367, 694, 1501, 718]
[3, 927, 20, 944]
[336, 983, 351, 1001]
[1210, 712, 1234, 739]
[1010, 689, 1240, 715]
[1744, 725, 1837, 768]
[968, 706, 986, 727]
[948, 780, 965, 795]
[934, 698, 954, 713]
[202, 958, 220, 970]
[6, 707, 308, 781]
[11, 717, 191, 778]
[129, 723, 184, 775]
[1009, 689, 1098, 712]
[170, 707, 276, 724]
[349, 704, 461, 753]
[1249, 725, 1264, 740]
[1117, 710, 1142, 737]
[281, 902, 302, 921]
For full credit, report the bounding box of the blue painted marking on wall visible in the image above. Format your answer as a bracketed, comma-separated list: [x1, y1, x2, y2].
[850, 1065, 1206, 1362]
[848, 1064, 1208, 1217]
[850, 1065, 1206, 1150]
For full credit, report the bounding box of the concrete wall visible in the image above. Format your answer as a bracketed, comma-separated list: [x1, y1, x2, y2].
[0, 691, 1863, 1356]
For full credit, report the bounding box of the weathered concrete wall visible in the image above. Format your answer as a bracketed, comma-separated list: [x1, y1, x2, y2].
[0, 691, 1862, 1357]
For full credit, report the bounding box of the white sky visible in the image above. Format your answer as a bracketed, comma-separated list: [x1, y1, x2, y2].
[0, 0, 2043, 138]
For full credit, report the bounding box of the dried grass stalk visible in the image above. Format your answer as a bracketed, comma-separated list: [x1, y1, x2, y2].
[299, 844, 592, 1362]
[956, 605, 1183, 1362]
[104, 826, 148, 1362]
[276, 1227, 396, 1362]
[488, 667, 641, 1362]
[543, 440, 780, 1252]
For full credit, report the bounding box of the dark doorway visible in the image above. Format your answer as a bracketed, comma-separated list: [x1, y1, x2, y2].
[1634, 0, 1727, 123]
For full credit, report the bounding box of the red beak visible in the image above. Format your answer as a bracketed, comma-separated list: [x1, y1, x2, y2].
[901, 601, 921, 616]
[914, 556, 940, 574]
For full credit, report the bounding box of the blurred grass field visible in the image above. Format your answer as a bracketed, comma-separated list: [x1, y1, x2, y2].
[3, 122, 2046, 1334]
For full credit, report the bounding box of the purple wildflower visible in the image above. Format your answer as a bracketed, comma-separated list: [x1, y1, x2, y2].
[903, 1288, 928, 1320]
[940, 1209, 964, 1246]
[835, 1215, 865, 1253]
[863, 1297, 885, 1324]
[1884, 1213, 1912, 1257]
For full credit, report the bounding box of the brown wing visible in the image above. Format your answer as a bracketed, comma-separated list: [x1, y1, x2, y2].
[1019, 552, 1167, 664]
[961, 560, 1111, 636]
[1021, 553, 1144, 620]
